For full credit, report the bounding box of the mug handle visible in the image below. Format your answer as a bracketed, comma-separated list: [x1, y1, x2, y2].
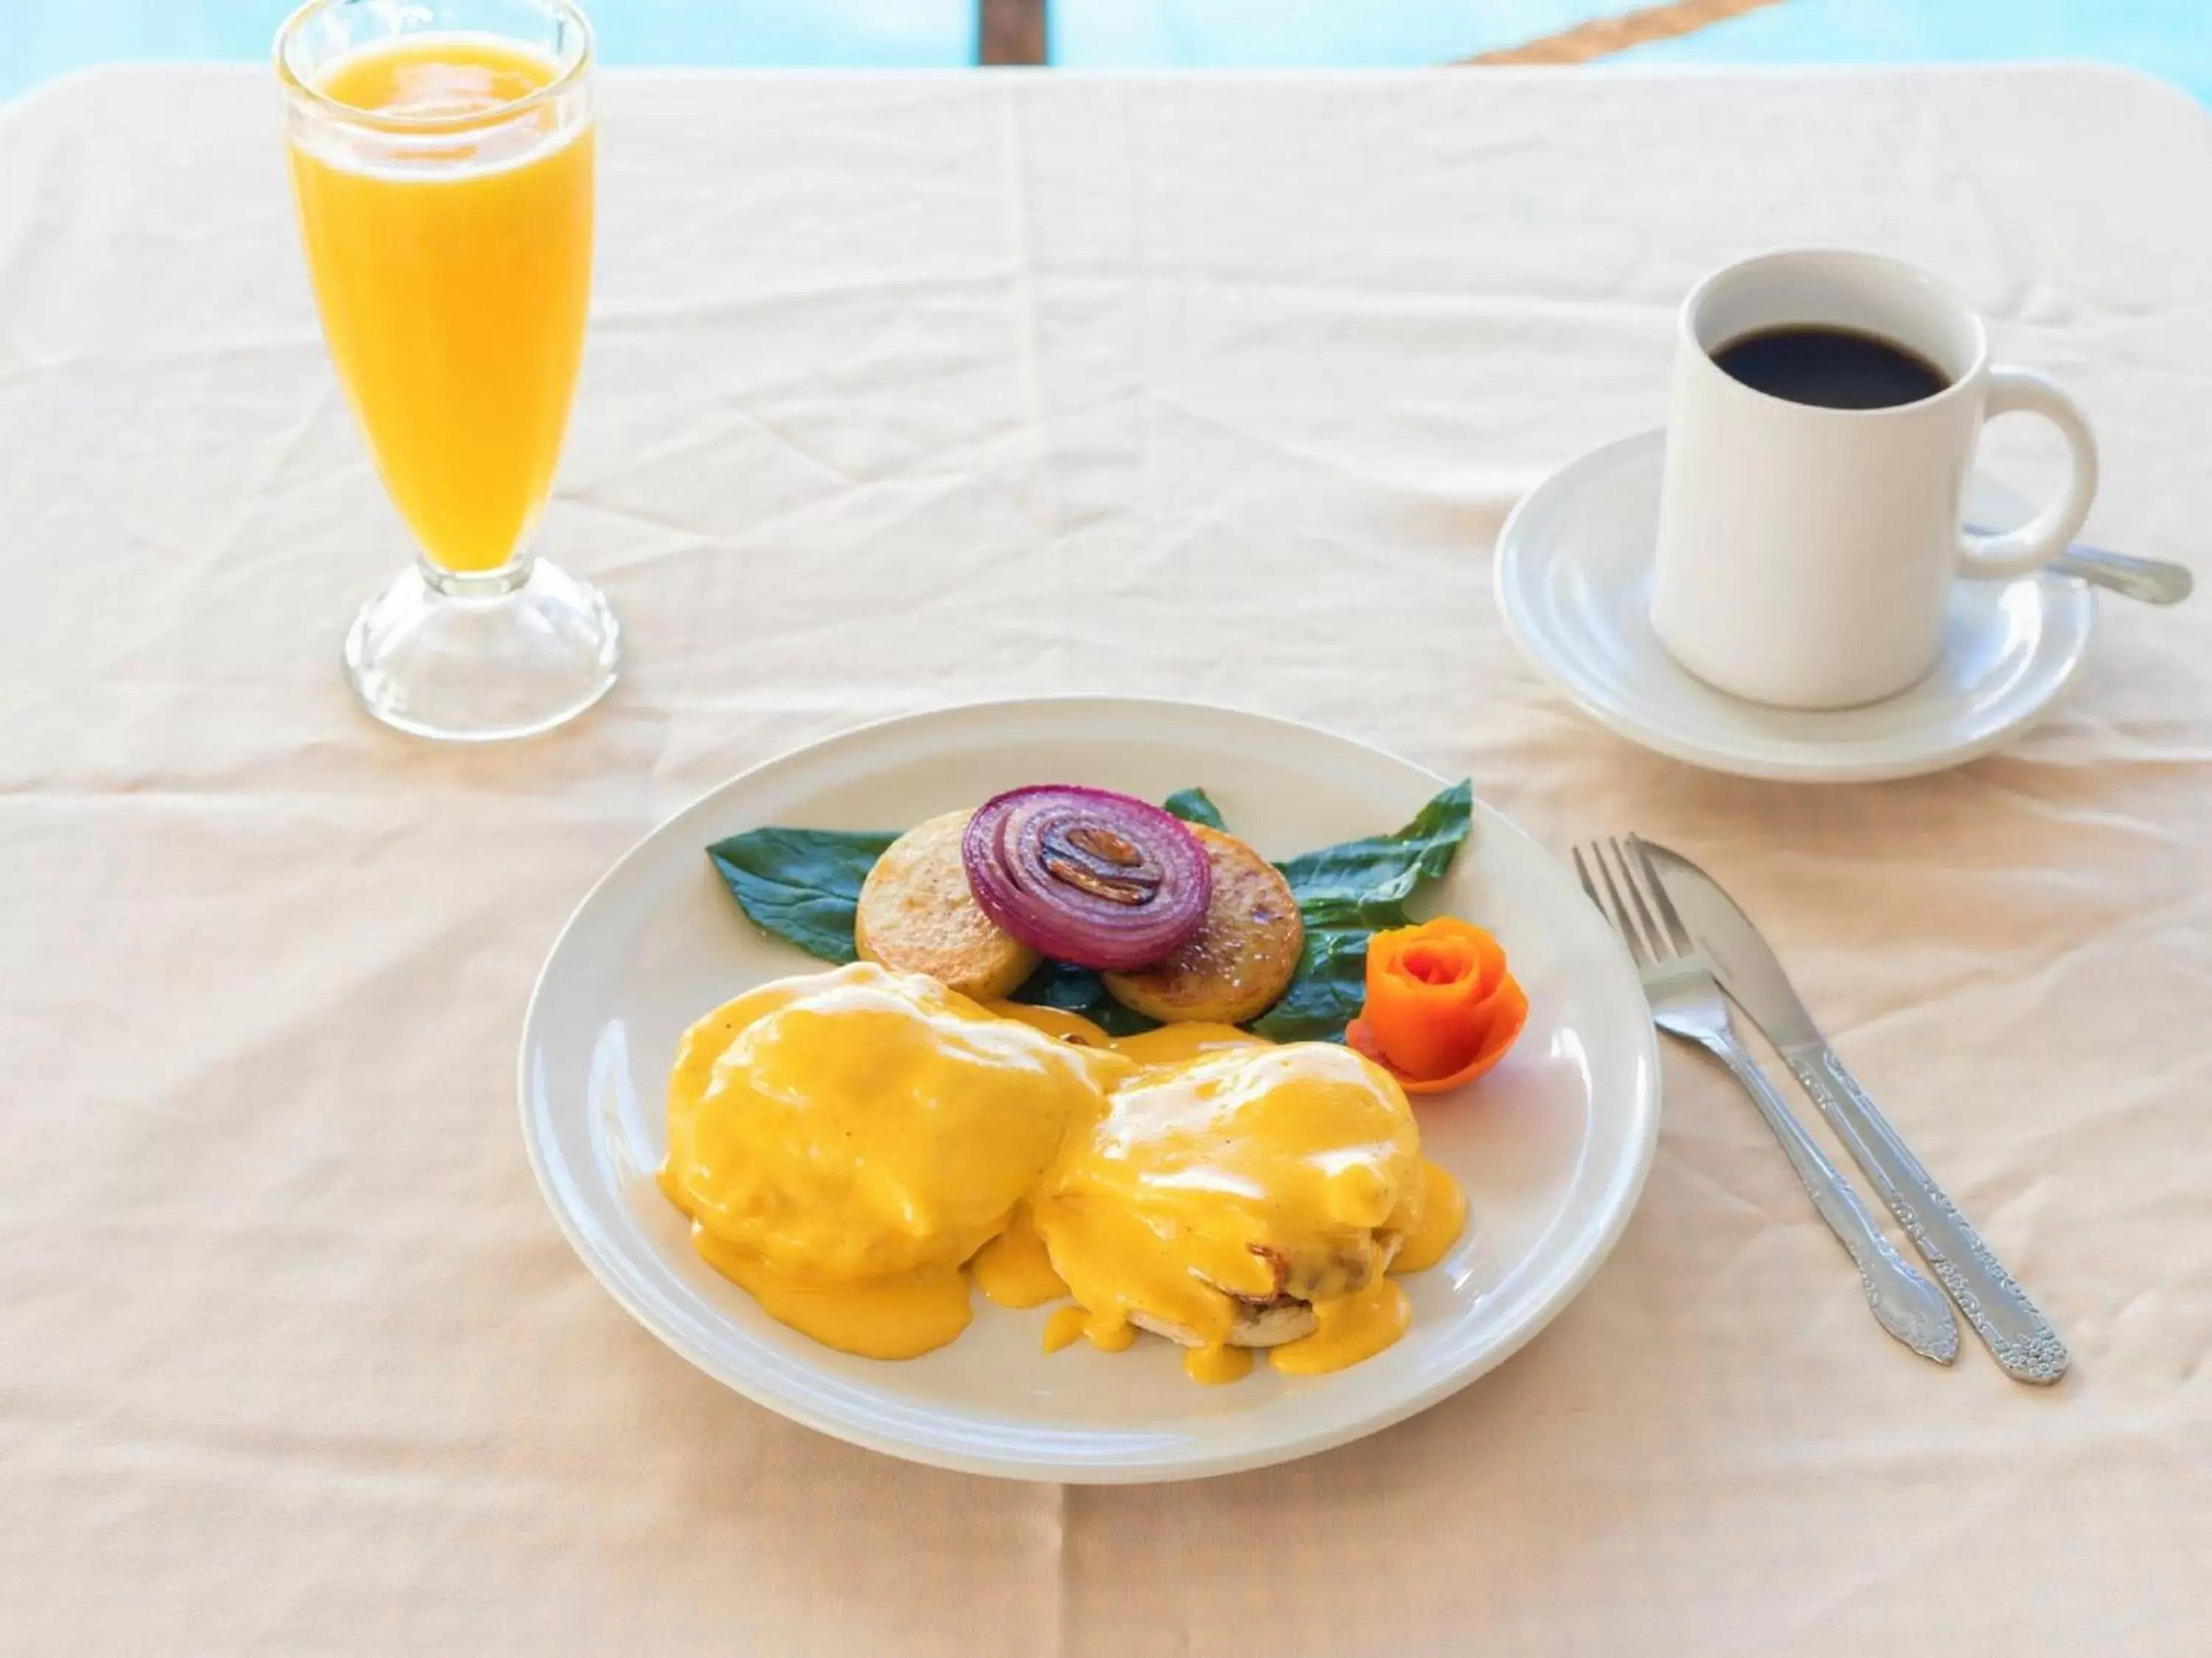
[1957, 367, 2100, 580]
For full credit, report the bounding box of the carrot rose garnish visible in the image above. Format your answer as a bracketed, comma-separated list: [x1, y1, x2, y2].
[1345, 917, 1528, 1095]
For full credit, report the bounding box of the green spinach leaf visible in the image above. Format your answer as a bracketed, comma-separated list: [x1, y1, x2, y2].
[1162, 788, 1227, 831]
[1248, 780, 1474, 1044]
[1008, 959, 1160, 1036]
[1272, 780, 1471, 926]
[699, 780, 1472, 1048]
[706, 827, 897, 963]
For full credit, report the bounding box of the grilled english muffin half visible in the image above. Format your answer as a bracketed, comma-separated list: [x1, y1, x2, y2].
[1102, 825, 1303, 1024]
[855, 810, 1039, 1002]
[1133, 1302, 1318, 1349]
[1126, 1233, 1405, 1350]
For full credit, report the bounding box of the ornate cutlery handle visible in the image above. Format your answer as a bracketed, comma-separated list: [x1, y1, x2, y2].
[1784, 1044, 2068, 1384]
[1696, 1034, 1958, 1365]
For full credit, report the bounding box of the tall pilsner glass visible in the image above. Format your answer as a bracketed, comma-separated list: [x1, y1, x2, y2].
[276, 0, 618, 740]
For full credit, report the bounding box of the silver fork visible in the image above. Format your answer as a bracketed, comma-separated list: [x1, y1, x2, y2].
[1576, 837, 1959, 1366]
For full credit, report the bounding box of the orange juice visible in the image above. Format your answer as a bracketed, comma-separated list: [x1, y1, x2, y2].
[289, 38, 593, 574]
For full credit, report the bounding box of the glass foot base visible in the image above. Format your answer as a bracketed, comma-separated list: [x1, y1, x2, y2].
[342, 558, 620, 742]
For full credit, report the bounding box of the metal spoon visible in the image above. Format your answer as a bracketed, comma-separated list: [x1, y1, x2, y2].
[2052, 543, 2194, 605]
[1966, 524, 2194, 606]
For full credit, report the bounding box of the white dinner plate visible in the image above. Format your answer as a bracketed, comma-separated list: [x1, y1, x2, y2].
[1494, 431, 2098, 783]
[519, 696, 1660, 1482]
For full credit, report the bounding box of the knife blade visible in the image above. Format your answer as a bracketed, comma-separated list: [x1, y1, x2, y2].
[1634, 836, 2069, 1385]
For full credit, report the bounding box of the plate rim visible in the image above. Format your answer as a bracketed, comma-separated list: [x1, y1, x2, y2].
[517, 693, 1663, 1482]
[1493, 429, 2098, 784]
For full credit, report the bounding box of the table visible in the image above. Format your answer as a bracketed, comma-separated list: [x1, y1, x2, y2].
[3, 63, 2208, 1655]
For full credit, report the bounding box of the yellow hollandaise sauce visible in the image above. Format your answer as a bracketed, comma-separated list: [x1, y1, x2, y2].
[985, 1003, 1118, 1048]
[1032, 1041, 1454, 1383]
[660, 963, 1122, 1359]
[689, 1229, 975, 1360]
[1394, 1158, 1470, 1275]
[984, 1007, 1264, 1069]
[1183, 1343, 1255, 1385]
[970, 1207, 1066, 1309]
[663, 965, 1467, 1382]
[1269, 1278, 1411, 1376]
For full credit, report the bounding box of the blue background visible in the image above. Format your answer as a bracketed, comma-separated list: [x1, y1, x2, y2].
[2, 1, 2205, 102]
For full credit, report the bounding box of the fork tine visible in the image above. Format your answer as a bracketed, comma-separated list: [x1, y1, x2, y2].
[1571, 844, 1602, 910]
[1610, 836, 1673, 962]
[1601, 832, 1655, 965]
[1571, 844, 1638, 965]
[1585, 840, 1652, 966]
[1629, 835, 1698, 958]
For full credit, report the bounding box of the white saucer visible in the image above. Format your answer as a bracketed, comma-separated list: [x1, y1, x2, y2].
[1493, 431, 2097, 783]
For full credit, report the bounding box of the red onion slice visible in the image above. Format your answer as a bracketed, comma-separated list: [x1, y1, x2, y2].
[961, 785, 1212, 971]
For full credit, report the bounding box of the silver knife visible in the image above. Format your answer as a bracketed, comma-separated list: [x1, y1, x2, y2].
[1635, 837, 2069, 1385]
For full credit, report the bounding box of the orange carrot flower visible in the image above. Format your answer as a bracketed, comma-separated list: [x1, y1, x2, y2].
[1345, 917, 1528, 1095]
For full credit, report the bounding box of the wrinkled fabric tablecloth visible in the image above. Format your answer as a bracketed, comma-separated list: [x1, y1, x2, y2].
[2, 62, 2208, 1656]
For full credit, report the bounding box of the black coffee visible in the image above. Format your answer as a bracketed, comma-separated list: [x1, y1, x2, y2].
[1710, 325, 1949, 410]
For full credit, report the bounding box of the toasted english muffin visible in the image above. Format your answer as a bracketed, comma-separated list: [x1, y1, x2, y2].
[1133, 1300, 1320, 1350]
[1102, 825, 1303, 1024]
[1125, 1233, 1404, 1350]
[855, 810, 1039, 1002]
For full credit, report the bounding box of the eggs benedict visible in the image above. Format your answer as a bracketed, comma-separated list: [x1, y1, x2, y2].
[1031, 1041, 1463, 1384]
[661, 962, 1122, 1358]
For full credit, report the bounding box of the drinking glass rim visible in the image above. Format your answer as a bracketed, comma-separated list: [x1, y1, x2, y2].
[274, 0, 595, 134]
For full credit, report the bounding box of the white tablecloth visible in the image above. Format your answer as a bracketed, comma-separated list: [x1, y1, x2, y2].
[2, 62, 2208, 1654]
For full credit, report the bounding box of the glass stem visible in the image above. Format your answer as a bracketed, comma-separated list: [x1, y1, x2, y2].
[418, 549, 535, 600]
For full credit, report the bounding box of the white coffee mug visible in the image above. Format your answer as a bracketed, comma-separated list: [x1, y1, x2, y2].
[1650, 249, 2098, 710]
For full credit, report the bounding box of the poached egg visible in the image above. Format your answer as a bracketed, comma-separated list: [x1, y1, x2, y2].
[660, 962, 1120, 1358]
